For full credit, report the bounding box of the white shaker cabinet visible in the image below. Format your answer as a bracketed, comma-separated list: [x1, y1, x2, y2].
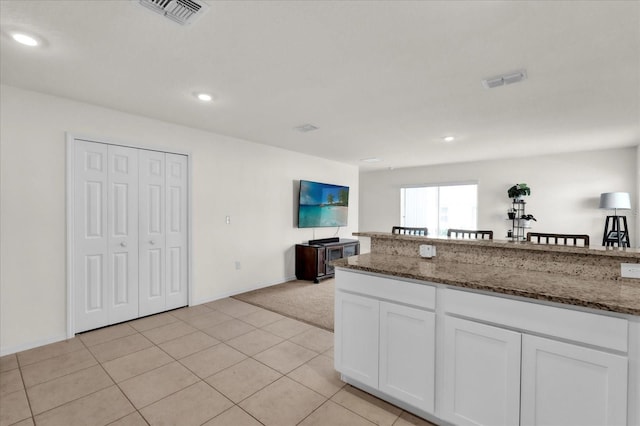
[379, 301, 435, 413]
[521, 334, 628, 426]
[335, 269, 634, 426]
[334, 269, 437, 414]
[334, 291, 379, 389]
[441, 316, 522, 426]
[442, 288, 629, 426]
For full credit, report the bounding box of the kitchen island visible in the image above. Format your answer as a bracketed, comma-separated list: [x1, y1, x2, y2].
[332, 233, 640, 426]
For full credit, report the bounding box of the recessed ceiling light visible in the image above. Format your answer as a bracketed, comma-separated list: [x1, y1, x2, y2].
[11, 32, 39, 47]
[195, 93, 213, 102]
[360, 157, 382, 163]
[443, 136, 455, 142]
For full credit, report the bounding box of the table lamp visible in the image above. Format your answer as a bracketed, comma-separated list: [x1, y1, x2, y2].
[599, 192, 631, 247]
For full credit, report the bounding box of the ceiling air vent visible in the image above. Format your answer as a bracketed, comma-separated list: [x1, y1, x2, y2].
[482, 69, 527, 89]
[139, 0, 208, 25]
[293, 124, 319, 133]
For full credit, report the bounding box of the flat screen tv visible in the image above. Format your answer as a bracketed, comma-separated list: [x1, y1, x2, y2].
[298, 180, 349, 228]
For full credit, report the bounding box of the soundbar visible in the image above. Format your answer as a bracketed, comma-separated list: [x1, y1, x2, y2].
[308, 237, 340, 245]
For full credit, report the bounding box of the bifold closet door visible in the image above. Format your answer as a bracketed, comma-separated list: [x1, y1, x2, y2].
[108, 145, 140, 324]
[139, 150, 188, 316]
[164, 153, 188, 310]
[74, 142, 139, 333]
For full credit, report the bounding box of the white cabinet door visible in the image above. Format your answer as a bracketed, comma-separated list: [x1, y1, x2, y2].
[334, 291, 379, 389]
[138, 150, 167, 316]
[107, 145, 139, 324]
[379, 301, 435, 412]
[441, 316, 521, 426]
[164, 153, 188, 310]
[521, 334, 628, 426]
[74, 141, 109, 332]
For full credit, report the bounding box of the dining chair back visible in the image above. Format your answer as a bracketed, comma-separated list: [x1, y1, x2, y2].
[526, 232, 590, 247]
[391, 226, 428, 236]
[447, 229, 494, 240]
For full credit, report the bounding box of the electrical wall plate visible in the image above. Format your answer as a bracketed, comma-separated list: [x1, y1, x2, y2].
[621, 263, 640, 279]
[420, 244, 436, 258]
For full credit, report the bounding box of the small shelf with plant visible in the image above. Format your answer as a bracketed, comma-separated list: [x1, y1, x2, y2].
[506, 183, 535, 241]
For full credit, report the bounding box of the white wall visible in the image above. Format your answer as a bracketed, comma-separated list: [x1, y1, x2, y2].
[360, 147, 637, 251]
[0, 85, 359, 354]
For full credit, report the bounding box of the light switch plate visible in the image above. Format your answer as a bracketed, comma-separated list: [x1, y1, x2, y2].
[621, 263, 640, 279]
[420, 244, 436, 258]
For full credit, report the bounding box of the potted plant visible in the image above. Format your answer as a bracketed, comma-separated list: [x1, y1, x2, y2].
[507, 183, 531, 201]
[520, 214, 537, 228]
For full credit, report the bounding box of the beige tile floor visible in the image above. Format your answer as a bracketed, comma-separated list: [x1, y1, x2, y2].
[0, 297, 437, 426]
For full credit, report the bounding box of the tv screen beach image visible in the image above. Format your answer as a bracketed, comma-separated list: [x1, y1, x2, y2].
[298, 180, 349, 228]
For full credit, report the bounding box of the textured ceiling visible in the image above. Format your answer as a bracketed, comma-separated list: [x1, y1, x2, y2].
[1, 0, 638, 170]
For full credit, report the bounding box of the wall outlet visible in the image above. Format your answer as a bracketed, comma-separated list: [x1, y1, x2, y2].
[235, 261, 241, 270]
[621, 263, 640, 278]
[420, 244, 436, 258]
[225, 216, 231, 224]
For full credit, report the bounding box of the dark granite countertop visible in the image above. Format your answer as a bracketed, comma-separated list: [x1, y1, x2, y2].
[333, 253, 640, 316]
[354, 232, 640, 259]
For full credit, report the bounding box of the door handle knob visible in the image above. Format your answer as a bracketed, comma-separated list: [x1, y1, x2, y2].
[120, 242, 127, 247]
[149, 240, 156, 245]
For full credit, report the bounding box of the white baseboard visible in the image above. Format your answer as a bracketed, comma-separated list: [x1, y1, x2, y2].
[192, 275, 298, 306]
[0, 333, 69, 357]
[2, 276, 298, 356]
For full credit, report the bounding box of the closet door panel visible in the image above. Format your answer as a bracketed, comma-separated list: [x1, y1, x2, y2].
[165, 154, 188, 309]
[139, 150, 167, 316]
[73, 140, 190, 332]
[74, 141, 109, 333]
[107, 145, 139, 324]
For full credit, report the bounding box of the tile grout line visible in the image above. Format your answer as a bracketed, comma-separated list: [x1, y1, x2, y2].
[243, 314, 397, 426]
[82, 332, 144, 425]
[17, 345, 87, 369]
[330, 391, 396, 426]
[23, 337, 132, 425]
[230, 297, 335, 332]
[203, 359, 281, 406]
[138, 304, 341, 425]
[105, 314, 244, 423]
[15, 354, 36, 425]
[331, 384, 405, 426]
[77, 323, 139, 348]
[7, 302, 414, 426]
[21, 337, 104, 422]
[99, 329, 186, 425]
[81, 334, 149, 426]
[280, 352, 349, 413]
[194, 316, 333, 417]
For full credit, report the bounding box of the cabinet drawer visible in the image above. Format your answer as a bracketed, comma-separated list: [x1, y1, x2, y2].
[336, 269, 435, 310]
[443, 288, 628, 352]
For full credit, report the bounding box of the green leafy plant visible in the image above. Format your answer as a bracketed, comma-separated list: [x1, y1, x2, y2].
[507, 183, 531, 199]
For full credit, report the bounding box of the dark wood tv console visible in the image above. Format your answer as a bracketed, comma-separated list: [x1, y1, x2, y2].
[295, 238, 360, 283]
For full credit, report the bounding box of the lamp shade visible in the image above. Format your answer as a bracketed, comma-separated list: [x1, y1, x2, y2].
[599, 192, 631, 209]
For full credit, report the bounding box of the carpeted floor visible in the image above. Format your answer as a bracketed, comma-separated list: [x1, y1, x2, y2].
[233, 279, 334, 331]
